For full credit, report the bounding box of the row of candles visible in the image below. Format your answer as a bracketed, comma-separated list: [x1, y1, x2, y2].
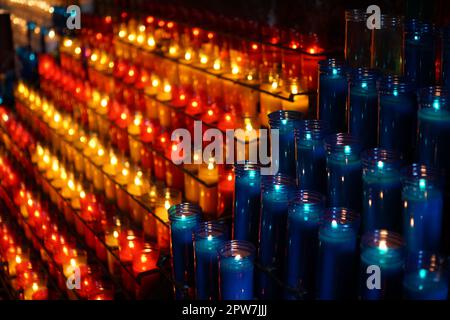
[0, 206, 49, 300]
[36, 56, 235, 218]
[0, 149, 111, 300]
[345, 10, 450, 88]
[0, 106, 168, 299]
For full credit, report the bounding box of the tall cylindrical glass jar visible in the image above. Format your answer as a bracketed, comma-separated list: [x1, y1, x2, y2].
[372, 15, 404, 74]
[402, 164, 444, 253]
[193, 221, 228, 300]
[404, 20, 436, 87]
[345, 9, 371, 68]
[295, 120, 328, 193]
[219, 240, 255, 300]
[257, 174, 295, 299]
[325, 133, 362, 212]
[359, 230, 405, 300]
[417, 86, 450, 176]
[169, 203, 202, 299]
[442, 26, 450, 87]
[317, 59, 348, 133]
[348, 67, 379, 149]
[403, 251, 449, 300]
[233, 162, 261, 245]
[285, 190, 325, 299]
[268, 110, 303, 177]
[378, 75, 417, 161]
[316, 207, 360, 300]
[362, 148, 402, 233]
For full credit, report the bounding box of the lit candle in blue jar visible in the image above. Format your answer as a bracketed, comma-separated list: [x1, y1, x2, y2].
[194, 221, 228, 300]
[295, 120, 328, 194]
[442, 26, 450, 87]
[233, 162, 261, 245]
[219, 240, 256, 300]
[359, 230, 405, 300]
[348, 67, 379, 149]
[402, 164, 444, 253]
[325, 133, 362, 212]
[257, 174, 296, 299]
[404, 20, 436, 87]
[417, 86, 450, 176]
[403, 251, 449, 300]
[285, 190, 325, 300]
[316, 207, 360, 300]
[169, 202, 202, 299]
[362, 148, 402, 233]
[268, 110, 303, 177]
[378, 75, 417, 161]
[318, 59, 348, 133]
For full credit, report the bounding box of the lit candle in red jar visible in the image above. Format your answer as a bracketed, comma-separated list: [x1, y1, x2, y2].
[217, 167, 235, 216]
[119, 231, 143, 264]
[164, 141, 185, 189]
[132, 244, 159, 276]
[301, 40, 325, 91]
[168, 87, 187, 130]
[185, 96, 203, 136]
[124, 65, 138, 85]
[153, 133, 169, 182]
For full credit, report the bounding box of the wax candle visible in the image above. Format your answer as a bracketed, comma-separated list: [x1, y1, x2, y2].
[217, 167, 234, 217]
[317, 59, 348, 133]
[119, 231, 143, 264]
[169, 203, 202, 299]
[378, 75, 417, 161]
[232, 162, 260, 245]
[24, 282, 48, 300]
[193, 221, 228, 300]
[127, 170, 150, 223]
[295, 120, 328, 193]
[359, 230, 405, 300]
[404, 20, 436, 87]
[268, 110, 303, 176]
[325, 133, 362, 212]
[105, 221, 121, 275]
[155, 188, 182, 250]
[219, 240, 255, 300]
[348, 67, 379, 149]
[362, 149, 402, 233]
[403, 251, 448, 300]
[198, 159, 219, 219]
[258, 174, 295, 299]
[114, 162, 132, 212]
[281, 80, 309, 114]
[132, 243, 159, 276]
[259, 78, 281, 128]
[128, 112, 143, 164]
[285, 190, 325, 300]
[417, 87, 450, 176]
[402, 164, 444, 253]
[316, 207, 360, 300]
[102, 150, 120, 202]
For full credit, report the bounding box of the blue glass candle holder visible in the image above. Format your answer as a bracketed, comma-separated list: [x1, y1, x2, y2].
[404, 20, 436, 87]
[359, 230, 405, 300]
[378, 75, 417, 161]
[318, 59, 348, 133]
[194, 221, 228, 300]
[403, 251, 449, 300]
[257, 174, 296, 299]
[417, 86, 450, 176]
[268, 110, 303, 177]
[402, 164, 444, 253]
[295, 120, 328, 194]
[233, 162, 261, 245]
[362, 148, 402, 233]
[325, 133, 362, 212]
[169, 203, 202, 299]
[219, 240, 256, 300]
[285, 190, 325, 300]
[443, 26, 450, 87]
[316, 207, 360, 300]
[348, 67, 379, 149]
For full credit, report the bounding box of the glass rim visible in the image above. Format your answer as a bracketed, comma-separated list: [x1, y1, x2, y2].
[218, 240, 255, 259]
[194, 221, 227, 239]
[361, 229, 404, 250]
[168, 202, 202, 221]
[361, 148, 400, 170]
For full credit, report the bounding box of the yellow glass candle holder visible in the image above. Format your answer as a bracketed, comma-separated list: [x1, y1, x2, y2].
[126, 170, 150, 224]
[281, 79, 309, 114]
[128, 112, 143, 164]
[114, 163, 131, 212]
[198, 159, 219, 218]
[102, 151, 120, 202]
